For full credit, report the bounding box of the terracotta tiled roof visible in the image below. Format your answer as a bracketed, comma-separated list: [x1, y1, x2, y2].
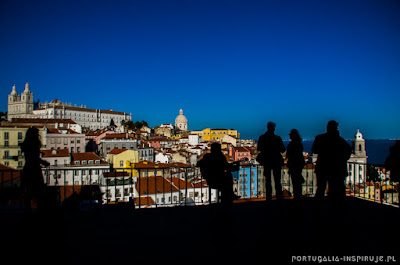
[71, 152, 108, 164]
[38, 104, 129, 115]
[135, 176, 179, 195]
[108, 148, 129, 155]
[42, 149, 70, 158]
[191, 180, 209, 188]
[169, 162, 191, 168]
[0, 164, 21, 184]
[103, 133, 137, 140]
[103, 172, 130, 178]
[134, 196, 155, 207]
[233, 147, 250, 153]
[133, 161, 170, 169]
[47, 128, 60, 133]
[10, 118, 77, 124]
[167, 177, 189, 190]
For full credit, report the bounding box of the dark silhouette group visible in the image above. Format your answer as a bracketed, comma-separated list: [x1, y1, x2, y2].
[197, 120, 355, 206]
[257, 120, 352, 202]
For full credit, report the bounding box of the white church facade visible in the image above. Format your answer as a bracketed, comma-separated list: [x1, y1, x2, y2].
[7, 83, 132, 130]
[347, 129, 368, 185]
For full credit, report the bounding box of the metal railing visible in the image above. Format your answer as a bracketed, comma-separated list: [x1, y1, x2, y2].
[1, 161, 398, 211]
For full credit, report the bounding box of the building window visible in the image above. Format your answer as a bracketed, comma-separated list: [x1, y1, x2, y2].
[4, 132, 9, 140]
[120, 160, 123, 167]
[4, 141, 9, 147]
[4, 150, 9, 157]
[18, 132, 23, 140]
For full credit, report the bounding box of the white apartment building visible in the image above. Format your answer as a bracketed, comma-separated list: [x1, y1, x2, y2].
[42, 152, 109, 186]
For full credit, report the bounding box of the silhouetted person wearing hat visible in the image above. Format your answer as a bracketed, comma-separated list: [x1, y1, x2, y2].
[20, 127, 50, 213]
[287, 129, 305, 200]
[257, 122, 285, 201]
[312, 121, 352, 201]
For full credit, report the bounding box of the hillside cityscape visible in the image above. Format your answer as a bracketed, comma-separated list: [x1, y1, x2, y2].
[1, 84, 398, 208]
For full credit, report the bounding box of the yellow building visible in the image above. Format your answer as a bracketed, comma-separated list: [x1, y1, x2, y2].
[0, 125, 46, 169]
[200, 128, 238, 142]
[107, 149, 140, 176]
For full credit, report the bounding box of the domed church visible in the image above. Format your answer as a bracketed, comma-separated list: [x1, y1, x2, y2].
[175, 109, 188, 131]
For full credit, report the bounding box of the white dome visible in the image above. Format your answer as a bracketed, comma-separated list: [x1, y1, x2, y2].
[175, 109, 187, 123]
[175, 109, 188, 131]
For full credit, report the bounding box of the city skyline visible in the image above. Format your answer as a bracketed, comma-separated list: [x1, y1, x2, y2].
[1, 0, 400, 140]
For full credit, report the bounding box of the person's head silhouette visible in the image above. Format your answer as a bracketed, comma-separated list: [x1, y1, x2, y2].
[326, 120, 339, 134]
[20, 127, 41, 152]
[289, 129, 301, 142]
[267, 121, 276, 132]
[211, 143, 222, 154]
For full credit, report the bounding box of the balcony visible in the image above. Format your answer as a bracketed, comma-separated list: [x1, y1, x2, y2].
[1, 162, 399, 263]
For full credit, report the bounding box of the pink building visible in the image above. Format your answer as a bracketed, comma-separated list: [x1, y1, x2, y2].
[46, 127, 86, 153]
[229, 146, 251, 162]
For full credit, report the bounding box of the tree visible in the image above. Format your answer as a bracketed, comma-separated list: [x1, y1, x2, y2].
[0, 111, 6, 122]
[125, 120, 134, 129]
[110, 118, 115, 127]
[367, 165, 381, 182]
[141, 120, 148, 127]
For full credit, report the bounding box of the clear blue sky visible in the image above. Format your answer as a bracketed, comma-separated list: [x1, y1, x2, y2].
[1, 0, 399, 140]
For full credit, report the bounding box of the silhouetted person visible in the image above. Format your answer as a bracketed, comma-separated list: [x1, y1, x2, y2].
[197, 143, 236, 207]
[312, 121, 352, 201]
[385, 140, 400, 205]
[257, 122, 285, 201]
[20, 127, 50, 213]
[287, 129, 305, 200]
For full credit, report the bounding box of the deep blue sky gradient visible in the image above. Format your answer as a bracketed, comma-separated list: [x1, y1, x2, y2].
[1, 0, 399, 140]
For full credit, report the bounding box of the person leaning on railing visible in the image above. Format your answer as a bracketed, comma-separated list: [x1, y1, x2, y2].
[197, 143, 239, 206]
